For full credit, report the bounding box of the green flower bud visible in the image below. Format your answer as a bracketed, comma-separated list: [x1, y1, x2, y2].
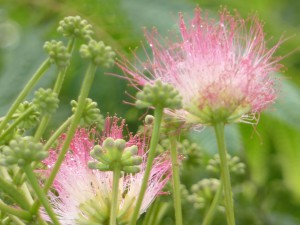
[207, 154, 246, 176]
[1, 136, 48, 167]
[71, 98, 104, 127]
[43, 40, 70, 69]
[145, 115, 154, 125]
[14, 101, 40, 129]
[33, 88, 59, 115]
[188, 178, 222, 210]
[80, 39, 115, 67]
[57, 16, 94, 41]
[89, 137, 142, 174]
[180, 139, 203, 169]
[136, 80, 182, 109]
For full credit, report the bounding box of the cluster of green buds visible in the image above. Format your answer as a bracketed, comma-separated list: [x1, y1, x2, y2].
[57, 16, 94, 41]
[206, 154, 246, 176]
[33, 88, 59, 116]
[0, 136, 48, 167]
[80, 39, 115, 67]
[188, 178, 223, 210]
[14, 101, 40, 129]
[179, 139, 203, 168]
[136, 80, 182, 109]
[88, 137, 142, 174]
[43, 40, 71, 69]
[71, 98, 104, 128]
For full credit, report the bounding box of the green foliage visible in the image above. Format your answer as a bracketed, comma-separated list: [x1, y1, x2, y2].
[1, 0, 300, 224]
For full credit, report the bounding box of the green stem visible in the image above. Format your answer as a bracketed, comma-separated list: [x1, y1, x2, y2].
[7, 215, 26, 225]
[0, 176, 31, 210]
[23, 165, 61, 225]
[30, 116, 73, 215]
[34, 38, 76, 141]
[43, 116, 73, 151]
[0, 199, 31, 220]
[169, 135, 183, 225]
[0, 106, 34, 140]
[30, 62, 98, 216]
[110, 167, 121, 225]
[44, 63, 97, 192]
[129, 106, 164, 225]
[141, 199, 157, 225]
[53, 38, 75, 94]
[202, 180, 223, 225]
[0, 59, 51, 133]
[213, 123, 235, 225]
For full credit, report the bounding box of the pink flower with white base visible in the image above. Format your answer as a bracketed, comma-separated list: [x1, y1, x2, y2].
[43, 117, 171, 225]
[117, 8, 283, 125]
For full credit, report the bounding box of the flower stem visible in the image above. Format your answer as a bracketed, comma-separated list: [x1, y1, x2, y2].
[0, 59, 51, 133]
[110, 167, 121, 225]
[23, 165, 61, 225]
[0, 199, 31, 220]
[34, 38, 75, 141]
[0, 106, 34, 140]
[129, 106, 164, 225]
[29, 116, 73, 215]
[213, 123, 235, 225]
[202, 180, 223, 225]
[44, 63, 97, 192]
[169, 135, 183, 225]
[43, 116, 73, 151]
[0, 175, 31, 210]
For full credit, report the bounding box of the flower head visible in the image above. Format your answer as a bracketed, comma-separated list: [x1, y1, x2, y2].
[43, 117, 171, 225]
[117, 8, 283, 125]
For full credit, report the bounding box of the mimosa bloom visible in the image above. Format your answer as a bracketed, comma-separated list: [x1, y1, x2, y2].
[117, 8, 283, 125]
[43, 117, 172, 225]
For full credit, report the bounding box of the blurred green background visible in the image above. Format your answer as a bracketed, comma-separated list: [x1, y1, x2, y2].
[0, 0, 300, 224]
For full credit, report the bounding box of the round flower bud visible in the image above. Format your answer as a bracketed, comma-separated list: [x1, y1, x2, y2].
[188, 178, 222, 210]
[71, 98, 103, 127]
[57, 16, 93, 41]
[89, 137, 142, 174]
[80, 39, 115, 67]
[33, 88, 59, 115]
[207, 154, 246, 176]
[15, 101, 40, 129]
[135, 80, 182, 109]
[1, 136, 48, 167]
[43, 40, 70, 69]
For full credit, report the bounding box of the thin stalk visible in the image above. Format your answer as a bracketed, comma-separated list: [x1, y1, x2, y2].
[0, 199, 31, 220]
[0, 176, 31, 210]
[23, 165, 61, 225]
[0, 106, 34, 140]
[43, 116, 73, 151]
[169, 135, 183, 225]
[30, 116, 73, 215]
[7, 215, 26, 225]
[202, 180, 223, 225]
[43, 63, 97, 192]
[53, 38, 75, 94]
[34, 38, 76, 141]
[0, 59, 51, 133]
[213, 123, 235, 225]
[110, 167, 121, 225]
[129, 106, 164, 225]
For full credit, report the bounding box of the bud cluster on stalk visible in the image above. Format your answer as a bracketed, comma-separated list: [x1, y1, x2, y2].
[136, 80, 182, 109]
[88, 137, 142, 174]
[1, 136, 48, 167]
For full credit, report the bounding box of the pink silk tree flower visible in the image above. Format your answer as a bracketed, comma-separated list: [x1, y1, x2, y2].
[117, 8, 283, 125]
[43, 117, 172, 225]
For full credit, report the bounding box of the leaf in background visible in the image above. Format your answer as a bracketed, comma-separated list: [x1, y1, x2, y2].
[0, 27, 55, 115]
